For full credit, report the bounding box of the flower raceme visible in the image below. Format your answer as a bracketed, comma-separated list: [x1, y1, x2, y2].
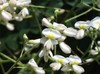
[0, 0, 31, 30]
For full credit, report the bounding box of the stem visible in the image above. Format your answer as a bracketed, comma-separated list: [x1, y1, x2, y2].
[92, 0, 95, 7]
[0, 52, 22, 66]
[51, 70, 54, 74]
[64, 72, 70, 74]
[65, 8, 92, 23]
[76, 47, 84, 55]
[5, 47, 34, 74]
[0, 58, 5, 74]
[82, 34, 97, 58]
[54, 45, 56, 55]
[81, 2, 100, 12]
[29, 5, 69, 12]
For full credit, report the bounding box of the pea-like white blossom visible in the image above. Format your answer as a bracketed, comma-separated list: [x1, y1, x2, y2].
[39, 48, 53, 62]
[53, 22, 67, 31]
[50, 55, 69, 71]
[59, 42, 71, 54]
[85, 58, 94, 63]
[28, 59, 45, 74]
[50, 62, 62, 71]
[66, 55, 82, 65]
[16, 0, 31, 7]
[75, 21, 90, 29]
[90, 46, 100, 55]
[1, 10, 12, 21]
[41, 28, 61, 50]
[63, 27, 77, 37]
[24, 38, 41, 51]
[75, 29, 85, 39]
[62, 55, 84, 74]
[6, 22, 14, 31]
[42, 18, 52, 28]
[72, 64, 84, 74]
[42, 28, 61, 40]
[90, 16, 100, 29]
[18, 7, 29, 17]
[58, 35, 66, 42]
[97, 41, 100, 45]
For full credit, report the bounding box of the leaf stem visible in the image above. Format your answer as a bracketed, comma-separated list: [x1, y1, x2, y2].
[64, 8, 92, 23]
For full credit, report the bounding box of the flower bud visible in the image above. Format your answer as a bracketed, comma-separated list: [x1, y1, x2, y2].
[75, 29, 84, 39]
[59, 42, 71, 54]
[1, 10, 12, 21]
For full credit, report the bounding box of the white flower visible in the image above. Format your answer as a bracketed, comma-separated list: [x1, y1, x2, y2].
[1, 10, 12, 21]
[50, 62, 62, 71]
[63, 55, 85, 74]
[61, 64, 72, 72]
[14, 15, 23, 21]
[90, 16, 100, 29]
[42, 28, 61, 40]
[97, 41, 100, 45]
[0, 2, 9, 10]
[28, 39, 41, 44]
[90, 50, 98, 55]
[28, 59, 45, 74]
[9, 0, 17, 6]
[16, 0, 31, 7]
[18, 7, 29, 17]
[67, 55, 82, 65]
[58, 35, 66, 42]
[75, 21, 90, 29]
[85, 58, 94, 63]
[90, 46, 100, 55]
[53, 22, 67, 31]
[63, 27, 77, 37]
[41, 28, 61, 50]
[72, 65, 84, 74]
[75, 29, 85, 39]
[59, 42, 71, 54]
[42, 18, 52, 28]
[50, 55, 69, 71]
[52, 55, 69, 65]
[41, 37, 58, 50]
[39, 48, 53, 62]
[6, 22, 14, 31]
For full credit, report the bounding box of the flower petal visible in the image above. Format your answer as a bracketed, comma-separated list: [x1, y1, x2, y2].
[72, 65, 85, 74]
[50, 62, 61, 71]
[75, 29, 85, 39]
[59, 42, 71, 54]
[63, 27, 77, 37]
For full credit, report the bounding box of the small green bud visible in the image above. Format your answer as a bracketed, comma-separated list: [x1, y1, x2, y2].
[23, 34, 28, 40]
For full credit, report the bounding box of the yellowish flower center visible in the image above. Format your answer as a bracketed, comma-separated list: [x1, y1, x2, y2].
[73, 60, 78, 65]
[1, 5, 5, 9]
[47, 33, 55, 39]
[79, 24, 86, 29]
[58, 58, 63, 64]
[96, 21, 100, 28]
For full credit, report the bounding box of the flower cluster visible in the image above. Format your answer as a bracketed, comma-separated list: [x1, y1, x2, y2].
[0, 0, 31, 30]
[22, 16, 100, 74]
[23, 17, 87, 74]
[50, 55, 84, 74]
